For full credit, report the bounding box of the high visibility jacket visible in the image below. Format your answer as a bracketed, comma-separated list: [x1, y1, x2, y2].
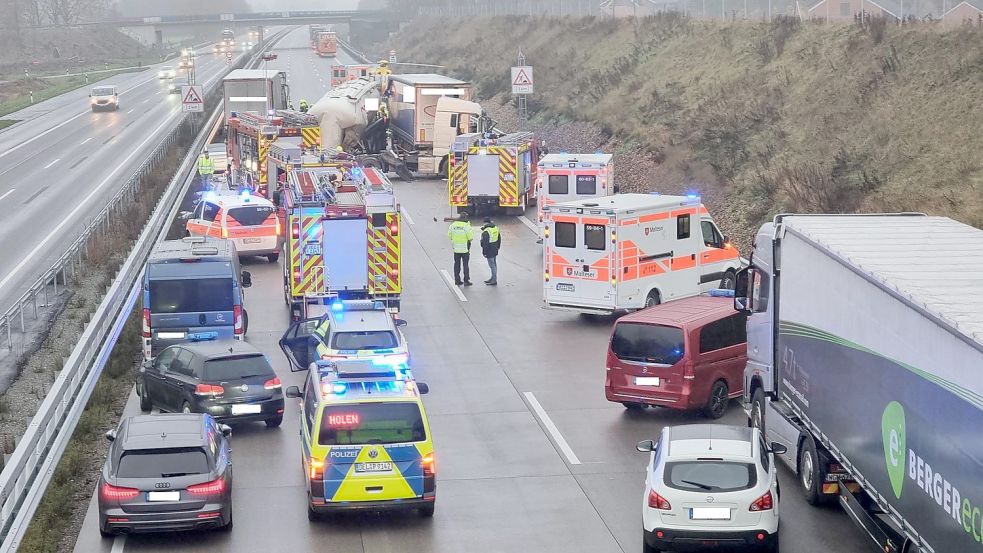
[447, 220, 473, 253]
[480, 224, 501, 258]
[197, 155, 214, 175]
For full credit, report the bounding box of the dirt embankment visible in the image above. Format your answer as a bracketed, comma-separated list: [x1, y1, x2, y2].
[378, 15, 983, 250]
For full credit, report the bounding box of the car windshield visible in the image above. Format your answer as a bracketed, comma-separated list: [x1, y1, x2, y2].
[610, 323, 684, 365]
[149, 278, 234, 314]
[227, 206, 274, 226]
[330, 330, 398, 350]
[203, 354, 274, 382]
[318, 402, 426, 446]
[92, 87, 114, 96]
[664, 461, 756, 492]
[116, 447, 210, 478]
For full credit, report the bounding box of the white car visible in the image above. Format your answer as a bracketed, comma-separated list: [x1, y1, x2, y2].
[157, 67, 176, 79]
[637, 424, 784, 553]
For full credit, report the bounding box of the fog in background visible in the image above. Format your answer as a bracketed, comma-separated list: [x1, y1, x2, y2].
[112, 0, 363, 17]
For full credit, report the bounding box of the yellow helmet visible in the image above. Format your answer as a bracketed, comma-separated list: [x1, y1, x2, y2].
[335, 145, 344, 152]
[378, 59, 389, 66]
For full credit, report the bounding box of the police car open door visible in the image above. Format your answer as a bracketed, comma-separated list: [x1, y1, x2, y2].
[279, 318, 319, 372]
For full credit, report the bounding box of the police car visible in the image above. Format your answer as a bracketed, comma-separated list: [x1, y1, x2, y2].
[279, 300, 408, 370]
[283, 359, 435, 519]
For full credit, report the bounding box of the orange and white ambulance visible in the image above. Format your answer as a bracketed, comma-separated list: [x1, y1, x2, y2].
[542, 193, 743, 314]
[186, 190, 282, 262]
[536, 152, 614, 225]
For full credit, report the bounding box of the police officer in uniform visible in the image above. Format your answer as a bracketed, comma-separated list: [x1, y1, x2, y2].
[480, 217, 501, 285]
[447, 213, 474, 286]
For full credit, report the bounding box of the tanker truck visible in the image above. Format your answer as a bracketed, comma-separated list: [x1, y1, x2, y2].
[308, 73, 494, 179]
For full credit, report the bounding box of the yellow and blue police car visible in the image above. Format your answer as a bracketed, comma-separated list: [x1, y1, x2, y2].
[281, 300, 409, 368]
[284, 359, 435, 519]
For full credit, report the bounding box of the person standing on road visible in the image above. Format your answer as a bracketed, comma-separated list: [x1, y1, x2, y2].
[480, 217, 501, 286]
[197, 150, 214, 188]
[447, 213, 474, 286]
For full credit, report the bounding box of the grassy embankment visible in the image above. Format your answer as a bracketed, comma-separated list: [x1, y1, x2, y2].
[386, 16, 983, 243]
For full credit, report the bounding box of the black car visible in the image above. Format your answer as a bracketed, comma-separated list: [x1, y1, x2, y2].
[98, 414, 233, 536]
[138, 340, 285, 427]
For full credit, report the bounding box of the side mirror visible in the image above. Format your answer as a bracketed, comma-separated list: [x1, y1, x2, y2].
[105, 429, 117, 442]
[770, 442, 788, 455]
[394, 319, 407, 327]
[241, 271, 252, 288]
[416, 382, 429, 395]
[219, 424, 232, 437]
[635, 439, 656, 453]
[141, 359, 153, 372]
[285, 385, 301, 398]
[734, 268, 752, 314]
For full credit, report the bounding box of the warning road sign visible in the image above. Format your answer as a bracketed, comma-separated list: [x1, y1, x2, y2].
[182, 85, 203, 113]
[511, 66, 533, 94]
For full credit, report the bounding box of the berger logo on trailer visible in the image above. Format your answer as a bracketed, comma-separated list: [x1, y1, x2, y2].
[882, 401, 906, 499]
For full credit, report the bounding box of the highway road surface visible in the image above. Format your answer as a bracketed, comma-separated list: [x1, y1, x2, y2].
[0, 43, 250, 317]
[71, 27, 874, 553]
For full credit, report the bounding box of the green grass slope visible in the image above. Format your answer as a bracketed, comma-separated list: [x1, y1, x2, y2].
[388, 16, 983, 232]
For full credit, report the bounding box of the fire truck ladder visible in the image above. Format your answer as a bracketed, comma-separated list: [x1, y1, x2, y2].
[481, 131, 535, 147]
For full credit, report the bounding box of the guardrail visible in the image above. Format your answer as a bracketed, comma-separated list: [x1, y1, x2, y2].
[0, 30, 290, 552]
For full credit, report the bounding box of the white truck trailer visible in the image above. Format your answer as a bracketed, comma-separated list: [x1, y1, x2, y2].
[222, 69, 289, 123]
[735, 214, 983, 553]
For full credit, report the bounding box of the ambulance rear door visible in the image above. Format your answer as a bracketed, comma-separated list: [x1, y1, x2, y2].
[544, 208, 616, 312]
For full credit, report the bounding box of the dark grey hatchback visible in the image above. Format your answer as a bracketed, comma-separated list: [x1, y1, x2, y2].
[137, 340, 284, 427]
[98, 414, 233, 536]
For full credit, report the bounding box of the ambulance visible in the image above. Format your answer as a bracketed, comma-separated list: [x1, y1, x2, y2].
[536, 153, 615, 225]
[185, 190, 282, 262]
[542, 193, 743, 314]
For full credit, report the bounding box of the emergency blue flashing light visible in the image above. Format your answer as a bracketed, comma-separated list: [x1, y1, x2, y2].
[686, 190, 700, 199]
[240, 189, 250, 198]
[332, 383, 347, 394]
[203, 191, 217, 202]
[330, 301, 344, 312]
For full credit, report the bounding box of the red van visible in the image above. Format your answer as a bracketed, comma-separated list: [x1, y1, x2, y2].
[604, 296, 747, 419]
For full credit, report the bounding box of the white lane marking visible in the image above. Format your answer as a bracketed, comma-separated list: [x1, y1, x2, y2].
[518, 215, 539, 234]
[111, 534, 126, 553]
[142, 98, 150, 104]
[439, 269, 468, 302]
[106, 121, 114, 128]
[524, 392, 582, 465]
[0, 72, 158, 159]
[0, 115, 177, 293]
[0, 189, 15, 202]
[126, 109, 134, 114]
[399, 206, 415, 225]
[80, 137, 93, 145]
[43, 158, 60, 169]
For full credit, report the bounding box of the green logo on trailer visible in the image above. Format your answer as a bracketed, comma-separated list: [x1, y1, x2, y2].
[881, 401, 906, 499]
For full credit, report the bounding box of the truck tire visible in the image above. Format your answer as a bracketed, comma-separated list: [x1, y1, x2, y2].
[703, 380, 729, 419]
[438, 157, 448, 178]
[267, 252, 279, 263]
[798, 436, 825, 506]
[750, 387, 766, 435]
[644, 290, 661, 308]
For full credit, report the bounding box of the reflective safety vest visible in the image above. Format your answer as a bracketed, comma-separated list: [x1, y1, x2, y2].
[447, 220, 473, 253]
[197, 155, 214, 175]
[484, 225, 500, 243]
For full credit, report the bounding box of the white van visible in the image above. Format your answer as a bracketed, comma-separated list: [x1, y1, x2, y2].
[537, 153, 614, 224]
[89, 85, 119, 111]
[543, 193, 743, 314]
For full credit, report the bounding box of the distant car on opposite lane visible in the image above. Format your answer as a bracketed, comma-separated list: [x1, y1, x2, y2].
[157, 67, 176, 79]
[168, 77, 188, 94]
[98, 414, 233, 536]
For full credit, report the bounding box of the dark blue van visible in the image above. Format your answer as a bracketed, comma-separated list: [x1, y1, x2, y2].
[142, 237, 252, 359]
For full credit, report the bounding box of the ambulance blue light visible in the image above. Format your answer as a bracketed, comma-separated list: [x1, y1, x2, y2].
[240, 189, 250, 198]
[330, 301, 344, 312]
[203, 191, 217, 202]
[332, 383, 347, 394]
[686, 190, 700, 199]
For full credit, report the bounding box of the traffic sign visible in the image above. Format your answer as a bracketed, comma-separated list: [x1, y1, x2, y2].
[389, 50, 397, 64]
[226, 52, 232, 64]
[511, 66, 533, 94]
[181, 85, 203, 113]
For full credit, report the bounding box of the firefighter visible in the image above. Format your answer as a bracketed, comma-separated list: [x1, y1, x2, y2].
[197, 150, 214, 186]
[480, 217, 501, 286]
[447, 213, 474, 286]
[334, 145, 351, 160]
[299, 98, 310, 113]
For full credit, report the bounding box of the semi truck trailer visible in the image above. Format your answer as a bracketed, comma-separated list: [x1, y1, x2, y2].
[734, 213, 983, 553]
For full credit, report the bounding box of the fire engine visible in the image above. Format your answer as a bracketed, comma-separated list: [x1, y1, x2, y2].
[448, 131, 538, 215]
[275, 143, 402, 320]
[226, 110, 321, 197]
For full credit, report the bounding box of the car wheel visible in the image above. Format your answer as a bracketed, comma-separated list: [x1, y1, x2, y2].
[241, 309, 249, 336]
[265, 415, 283, 428]
[419, 503, 435, 517]
[642, 531, 661, 553]
[182, 402, 192, 414]
[703, 380, 729, 419]
[622, 402, 645, 411]
[98, 521, 114, 538]
[644, 291, 661, 308]
[267, 252, 279, 263]
[763, 531, 780, 553]
[719, 270, 737, 290]
[750, 387, 766, 435]
[139, 382, 152, 412]
[307, 503, 320, 522]
[798, 437, 824, 505]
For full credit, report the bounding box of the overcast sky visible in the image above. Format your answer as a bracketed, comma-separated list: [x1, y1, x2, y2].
[247, 0, 360, 9]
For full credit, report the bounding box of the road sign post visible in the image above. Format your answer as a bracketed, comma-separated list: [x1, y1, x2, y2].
[512, 50, 533, 119]
[182, 85, 204, 113]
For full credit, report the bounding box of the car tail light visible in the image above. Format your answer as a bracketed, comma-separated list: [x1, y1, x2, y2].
[749, 490, 773, 511]
[422, 453, 436, 477]
[195, 383, 224, 397]
[264, 377, 282, 390]
[101, 483, 139, 501]
[197, 512, 221, 519]
[142, 308, 151, 338]
[647, 489, 671, 510]
[233, 305, 243, 335]
[309, 458, 324, 480]
[187, 478, 226, 496]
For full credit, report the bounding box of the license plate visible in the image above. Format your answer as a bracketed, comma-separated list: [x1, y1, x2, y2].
[243, 238, 261, 244]
[231, 404, 262, 415]
[157, 331, 186, 340]
[355, 462, 392, 473]
[634, 377, 660, 386]
[690, 507, 731, 520]
[555, 283, 575, 292]
[147, 491, 180, 502]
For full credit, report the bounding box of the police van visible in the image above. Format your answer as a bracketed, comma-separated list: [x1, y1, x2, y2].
[143, 237, 252, 359]
[283, 359, 435, 519]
